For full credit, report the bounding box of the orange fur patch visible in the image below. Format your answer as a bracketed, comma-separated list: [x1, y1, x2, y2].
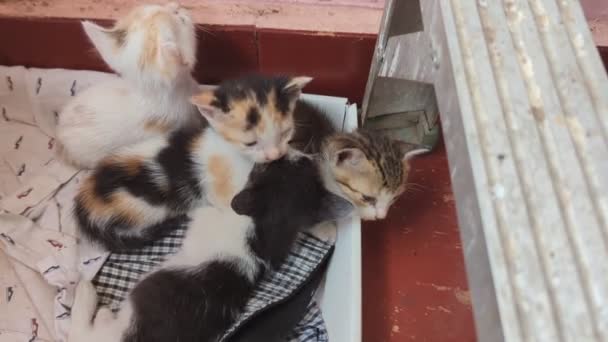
[144, 118, 172, 133]
[190, 91, 216, 107]
[207, 155, 233, 206]
[140, 20, 159, 69]
[77, 176, 142, 225]
[99, 156, 144, 177]
[333, 164, 381, 206]
[135, 11, 178, 71]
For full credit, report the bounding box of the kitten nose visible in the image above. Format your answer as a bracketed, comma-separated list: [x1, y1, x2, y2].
[264, 147, 281, 161]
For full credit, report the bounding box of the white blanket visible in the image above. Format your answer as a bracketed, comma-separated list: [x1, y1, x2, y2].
[0, 66, 117, 341]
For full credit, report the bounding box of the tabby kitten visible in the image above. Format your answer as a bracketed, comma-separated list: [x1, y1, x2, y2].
[74, 75, 311, 251]
[319, 129, 428, 220]
[69, 152, 352, 342]
[56, 2, 200, 168]
[290, 102, 428, 221]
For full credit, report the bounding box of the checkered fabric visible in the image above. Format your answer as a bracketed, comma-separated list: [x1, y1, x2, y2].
[286, 300, 330, 342]
[92, 226, 333, 342]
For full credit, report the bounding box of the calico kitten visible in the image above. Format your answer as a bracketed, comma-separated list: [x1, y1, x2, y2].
[319, 129, 428, 220]
[69, 152, 353, 342]
[56, 2, 200, 168]
[74, 75, 311, 251]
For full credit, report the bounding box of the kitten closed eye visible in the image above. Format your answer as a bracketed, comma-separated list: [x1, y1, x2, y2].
[244, 141, 257, 147]
[361, 195, 377, 205]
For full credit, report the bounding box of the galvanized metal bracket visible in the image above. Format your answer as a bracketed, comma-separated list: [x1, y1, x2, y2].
[363, 77, 439, 149]
[361, 0, 439, 150]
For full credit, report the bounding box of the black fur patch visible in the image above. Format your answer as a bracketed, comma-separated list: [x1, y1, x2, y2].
[245, 107, 260, 130]
[74, 200, 188, 252]
[156, 125, 204, 211]
[233, 156, 353, 269]
[125, 260, 253, 342]
[289, 100, 336, 154]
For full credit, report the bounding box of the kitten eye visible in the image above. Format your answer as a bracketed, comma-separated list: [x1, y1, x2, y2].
[361, 195, 377, 205]
[244, 141, 257, 147]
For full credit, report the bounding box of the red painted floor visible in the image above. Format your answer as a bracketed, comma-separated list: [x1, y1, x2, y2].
[362, 140, 477, 342]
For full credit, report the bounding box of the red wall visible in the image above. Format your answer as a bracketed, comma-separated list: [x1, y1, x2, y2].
[0, 18, 376, 105]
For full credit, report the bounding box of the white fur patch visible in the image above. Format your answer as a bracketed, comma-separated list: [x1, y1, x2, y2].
[165, 206, 259, 281]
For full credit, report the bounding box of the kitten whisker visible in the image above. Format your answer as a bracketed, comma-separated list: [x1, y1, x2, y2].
[197, 25, 216, 36]
[406, 183, 429, 191]
[404, 188, 423, 195]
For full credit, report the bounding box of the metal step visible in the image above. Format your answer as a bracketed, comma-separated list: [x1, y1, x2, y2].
[361, 0, 608, 341]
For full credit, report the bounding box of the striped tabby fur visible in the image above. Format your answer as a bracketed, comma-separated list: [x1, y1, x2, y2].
[319, 129, 428, 220]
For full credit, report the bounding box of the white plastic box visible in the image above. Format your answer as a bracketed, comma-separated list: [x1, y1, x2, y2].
[300, 94, 361, 342]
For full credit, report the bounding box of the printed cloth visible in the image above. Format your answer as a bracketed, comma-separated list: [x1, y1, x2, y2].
[0, 66, 333, 341]
[0, 66, 114, 341]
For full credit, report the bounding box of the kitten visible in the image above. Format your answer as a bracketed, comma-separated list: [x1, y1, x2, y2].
[319, 129, 428, 220]
[56, 2, 200, 168]
[68, 152, 353, 342]
[74, 75, 311, 251]
[289, 102, 428, 221]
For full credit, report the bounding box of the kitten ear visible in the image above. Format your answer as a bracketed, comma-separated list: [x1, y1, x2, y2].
[334, 148, 366, 168]
[82, 21, 124, 69]
[190, 91, 224, 122]
[317, 192, 354, 223]
[283, 76, 313, 97]
[396, 141, 430, 161]
[231, 189, 254, 216]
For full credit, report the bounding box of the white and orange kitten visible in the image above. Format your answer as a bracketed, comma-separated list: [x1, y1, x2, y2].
[56, 2, 200, 168]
